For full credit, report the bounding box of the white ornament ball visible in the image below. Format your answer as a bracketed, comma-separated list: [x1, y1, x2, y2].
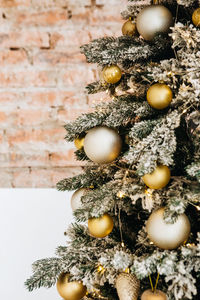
[70, 188, 87, 211]
[136, 5, 173, 41]
[84, 126, 122, 164]
[146, 207, 191, 250]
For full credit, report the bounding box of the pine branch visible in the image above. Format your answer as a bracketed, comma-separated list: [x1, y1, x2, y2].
[64, 96, 158, 141]
[81, 35, 171, 69]
[25, 258, 63, 291]
[124, 111, 181, 176]
[56, 165, 116, 191]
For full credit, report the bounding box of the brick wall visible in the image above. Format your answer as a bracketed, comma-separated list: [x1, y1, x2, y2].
[0, 0, 125, 187]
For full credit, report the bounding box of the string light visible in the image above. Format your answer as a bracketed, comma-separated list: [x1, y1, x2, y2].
[121, 242, 125, 248]
[186, 243, 196, 248]
[97, 264, 106, 274]
[124, 267, 130, 273]
[117, 191, 126, 198]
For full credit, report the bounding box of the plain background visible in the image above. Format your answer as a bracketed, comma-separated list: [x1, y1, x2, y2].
[0, 189, 73, 300]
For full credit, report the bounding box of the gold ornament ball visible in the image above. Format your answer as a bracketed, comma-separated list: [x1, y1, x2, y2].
[116, 272, 140, 300]
[84, 126, 122, 164]
[136, 5, 173, 41]
[147, 83, 173, 110]
[57, 273, 87, 300]
[192, 8, 200, 27]
[141, 289, 167, 300]
[102, 65, 122, 84]
[142, 165, 171, 190]
[146, 207, 191, 250]
[88, 213, 114, 238]
[74, 137, 85, 150]
[122, 20, 137, 36]
[71, 188, 88, 211]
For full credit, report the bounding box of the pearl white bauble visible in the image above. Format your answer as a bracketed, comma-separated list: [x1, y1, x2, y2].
[146, 207, 191, 250]
[84, 126, 122, 164]
[136, 5, 173, 41]
[70, 188, 87, 211]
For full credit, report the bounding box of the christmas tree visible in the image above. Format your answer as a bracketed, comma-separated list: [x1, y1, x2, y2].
[25, 1, 200, 299]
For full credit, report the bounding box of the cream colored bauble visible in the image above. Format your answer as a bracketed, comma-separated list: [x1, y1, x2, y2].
[147, 83, 173, 110]
[142, 165, 170, 190]
[146, 207, 191, 250]
[57, 273, 87, 300]
[141, 289, 167, 300]
[84, 126, 122, 164]
[136, 5, 173, 41]
[88, 213, 114, 238]
[116, 272, 140, 300]
[70, 188, 88, 211]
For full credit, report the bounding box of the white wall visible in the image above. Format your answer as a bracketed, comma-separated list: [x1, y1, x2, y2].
[0, 189, 73, 300]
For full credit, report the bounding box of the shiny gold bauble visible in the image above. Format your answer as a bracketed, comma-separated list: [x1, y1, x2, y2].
[57, 273, 87, 300]
[146, 207, 191, 250]
[142, 165, 171, 190]
[192, 8, 200, 27]
[122, 20, 137, 36]
[102, 65, 122, 84]
[136, 5, 173, 41]
[116, 273, 140, 300]
[141, 289, 167, 300]
[84, 126, 122, 164]
[147, 83, 173, 110]
[88, 213, 114, 238]
[70, 188, 88, 211]
[74, 137, 85, 150]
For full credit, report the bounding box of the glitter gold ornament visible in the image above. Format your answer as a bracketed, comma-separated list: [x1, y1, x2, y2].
[147, 83, 173, 110]
[142, 165, 171, 190]
[146, 207, 191, 250]
[116, 272, 140, 300]
[192, 8, 200, 27]
[74, 137, 85, 150]
[141, 289, 167, 300]
[70, 188, 88, 211]
[136, 5, 173, 41]
[57, 273, 87, 300]
[122, 20, 137, 36]
[84, 126, 122, 164]
[88, 213, 114, 238]
[102, 65, 122, 84]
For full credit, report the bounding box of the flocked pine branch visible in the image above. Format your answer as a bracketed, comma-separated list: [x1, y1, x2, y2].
[81, 35, 171, 69]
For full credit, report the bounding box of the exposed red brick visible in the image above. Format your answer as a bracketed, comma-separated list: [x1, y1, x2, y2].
[0, 0, 124, 187]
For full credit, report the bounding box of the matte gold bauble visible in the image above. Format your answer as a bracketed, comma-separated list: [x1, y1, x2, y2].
[88, 213, 114, 238]
[57, 273, 87, 300]
[192, 8, 200, 27]
[84, 126, 122, 164]
[74, 137, 85, 150]
[142, 165, 170, 190]
[102, 65, 122, 84]
[141, 289, 167, 300]
[71, 188, 88, 211]
[116, 272, 140, 300]
[136, 5, 173, 41]
[122, 20, 137, 36]
[147, 83, 173, 110]
[146, 207, 191, 250]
